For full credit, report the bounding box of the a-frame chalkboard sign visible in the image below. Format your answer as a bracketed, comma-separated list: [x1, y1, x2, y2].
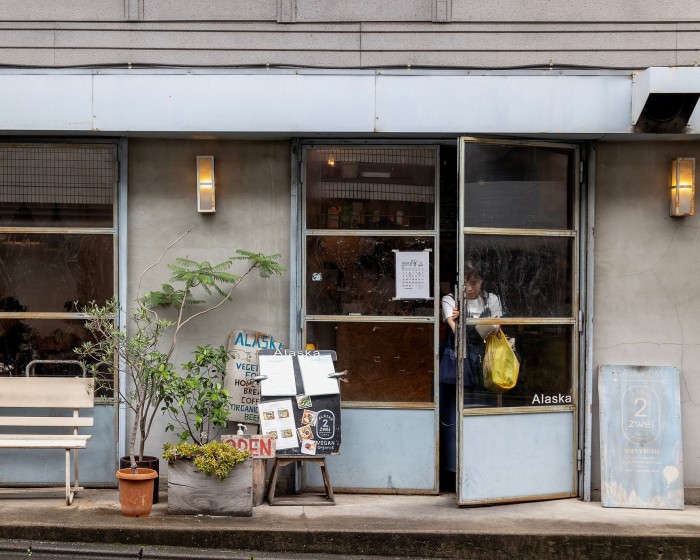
[256, 349, 341, 457]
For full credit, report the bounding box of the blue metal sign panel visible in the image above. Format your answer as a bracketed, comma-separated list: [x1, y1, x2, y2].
[599, 365, 684, 510]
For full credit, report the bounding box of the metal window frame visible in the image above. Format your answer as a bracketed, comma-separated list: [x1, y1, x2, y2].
[299, 142, 441, 410]
[0, 139, 120, 393]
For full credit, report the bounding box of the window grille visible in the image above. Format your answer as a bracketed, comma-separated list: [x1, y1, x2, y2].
[0, 144, 115, 205]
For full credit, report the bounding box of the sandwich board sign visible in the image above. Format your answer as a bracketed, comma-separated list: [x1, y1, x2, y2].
[224, 329, 283, 424]
[257, 349, 341, 456]
[598, 365, 683, 510]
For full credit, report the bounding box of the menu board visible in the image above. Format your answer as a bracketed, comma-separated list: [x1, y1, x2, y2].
[224, 329, 284, 424]
[257, 350, 341, 456]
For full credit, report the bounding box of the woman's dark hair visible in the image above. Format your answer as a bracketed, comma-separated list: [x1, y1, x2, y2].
[464, 260, 482, 282]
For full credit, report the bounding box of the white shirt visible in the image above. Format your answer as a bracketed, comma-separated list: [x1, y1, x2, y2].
[441, 292, 502, 339]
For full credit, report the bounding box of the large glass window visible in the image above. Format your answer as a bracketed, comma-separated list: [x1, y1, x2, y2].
[0, 144, 117, 383]
[304, 146, 437, 405]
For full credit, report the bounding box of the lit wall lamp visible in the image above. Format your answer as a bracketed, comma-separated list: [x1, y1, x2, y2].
[670, 157, 695, 217]
[197, 156, 216, 213]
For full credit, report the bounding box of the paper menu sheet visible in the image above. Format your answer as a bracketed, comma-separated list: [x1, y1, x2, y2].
[258, 399, 298, 450]
[259, 354, 296, 396]
[297, 354, 340, 396]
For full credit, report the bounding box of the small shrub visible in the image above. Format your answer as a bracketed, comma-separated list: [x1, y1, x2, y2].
[163, 441, 251, 481]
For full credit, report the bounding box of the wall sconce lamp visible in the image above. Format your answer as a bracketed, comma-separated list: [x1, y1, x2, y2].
[670, 157, 695, 217]
[197, 156, 216, 213]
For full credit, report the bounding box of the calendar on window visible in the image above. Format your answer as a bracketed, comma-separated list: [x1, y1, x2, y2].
[394, 250, 431, 300]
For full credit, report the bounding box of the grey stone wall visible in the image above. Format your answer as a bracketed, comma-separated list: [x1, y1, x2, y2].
[1, 0, 699, 68]
[594, 141, 700, 490]
[126, 138, 291, 461]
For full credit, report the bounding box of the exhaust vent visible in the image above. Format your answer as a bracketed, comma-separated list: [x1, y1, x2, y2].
[632, 68, 700, 133]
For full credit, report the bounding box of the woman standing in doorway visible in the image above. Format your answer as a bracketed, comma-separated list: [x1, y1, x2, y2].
[439, 261, 502, 490]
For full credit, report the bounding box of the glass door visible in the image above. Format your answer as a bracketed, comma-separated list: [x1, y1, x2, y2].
[456, 138, 580, 504]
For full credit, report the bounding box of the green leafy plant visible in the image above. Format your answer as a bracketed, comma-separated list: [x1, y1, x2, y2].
[75, 228, 284, 472]
[162, 441, 251, 481]
[76, 299, 175, 470]
[161, 344, 233, 446]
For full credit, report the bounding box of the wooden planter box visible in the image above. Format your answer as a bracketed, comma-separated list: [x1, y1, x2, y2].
[167, 459, 253, 516]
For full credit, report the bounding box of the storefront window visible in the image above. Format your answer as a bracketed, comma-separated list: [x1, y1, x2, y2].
[0, 144, 114, 228]
[0, 144, 117, 393]
[0, 234, 113, 311]
[459, 140, 577, 411]
[462, 324, 573, 408]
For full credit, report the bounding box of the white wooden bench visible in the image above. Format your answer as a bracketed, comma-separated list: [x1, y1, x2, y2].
[0, 376, 94, 505]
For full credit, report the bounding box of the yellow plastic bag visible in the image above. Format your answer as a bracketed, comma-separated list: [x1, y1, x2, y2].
[482, 329, 520, 392]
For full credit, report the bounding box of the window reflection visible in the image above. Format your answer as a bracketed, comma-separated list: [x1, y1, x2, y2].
[306, 236, 434, 316]
[463, 143, 573, 230]
[0, 234, 114, 312]
[305, 147, 436, 230]
[307, 321, 434, 403]
[0, 318, 100, 376]
[463, 234, 573, 318]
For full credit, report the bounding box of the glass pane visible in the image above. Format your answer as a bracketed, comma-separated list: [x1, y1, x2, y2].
[306, 321, 434, 403]
[460, 324, 573, 409]
[0, 234, 114, 312]
[305, 147, 436, 230]
[0, 318, 88, 374]
[463, 143, 573, 230]
[463, 234, 573, 318]
[0, 144, 116, 228]
[306, 236, 434, 316]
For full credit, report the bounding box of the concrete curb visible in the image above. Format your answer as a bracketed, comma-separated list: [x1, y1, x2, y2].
[1, 491, 700, 559]
[1, 524, 700, 559]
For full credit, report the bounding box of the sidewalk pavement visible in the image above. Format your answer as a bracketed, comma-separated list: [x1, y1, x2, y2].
[0, 488, 699, 559]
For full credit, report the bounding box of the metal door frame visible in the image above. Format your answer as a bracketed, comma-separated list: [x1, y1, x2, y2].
[296, 141, 442, 493]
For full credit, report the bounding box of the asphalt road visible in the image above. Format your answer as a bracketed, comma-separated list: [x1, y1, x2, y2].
[0, 540, 432, 560]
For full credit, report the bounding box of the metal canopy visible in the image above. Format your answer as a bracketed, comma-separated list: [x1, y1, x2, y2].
[1, 67, 700, 136]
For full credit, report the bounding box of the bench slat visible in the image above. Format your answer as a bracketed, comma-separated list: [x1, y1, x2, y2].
[0, 417, 94, 427]
[0, 378, 94, 408]
[0, 435, 91, 449]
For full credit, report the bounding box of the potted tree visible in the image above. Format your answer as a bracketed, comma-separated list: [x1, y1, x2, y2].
[76, 236, 283, 517]
[162, 344, 254, 516]
[77, 299, 170, 516]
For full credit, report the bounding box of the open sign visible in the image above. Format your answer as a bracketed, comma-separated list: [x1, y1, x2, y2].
[221, 435, 276, 458]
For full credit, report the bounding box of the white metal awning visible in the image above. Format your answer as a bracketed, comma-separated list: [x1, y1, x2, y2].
[2, 67, 700, 137]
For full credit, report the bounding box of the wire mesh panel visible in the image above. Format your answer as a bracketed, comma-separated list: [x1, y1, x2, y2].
[0, 144, 116, 227]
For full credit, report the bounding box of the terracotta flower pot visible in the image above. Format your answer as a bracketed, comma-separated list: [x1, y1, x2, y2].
[119, 456, 160, 504]
[116, 467, 158, 517]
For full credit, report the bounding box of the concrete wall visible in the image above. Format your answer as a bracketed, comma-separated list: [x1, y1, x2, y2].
[1, 0, 700, 68]
[594, 141, 700, 494]
[127, 138, 291, 462]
